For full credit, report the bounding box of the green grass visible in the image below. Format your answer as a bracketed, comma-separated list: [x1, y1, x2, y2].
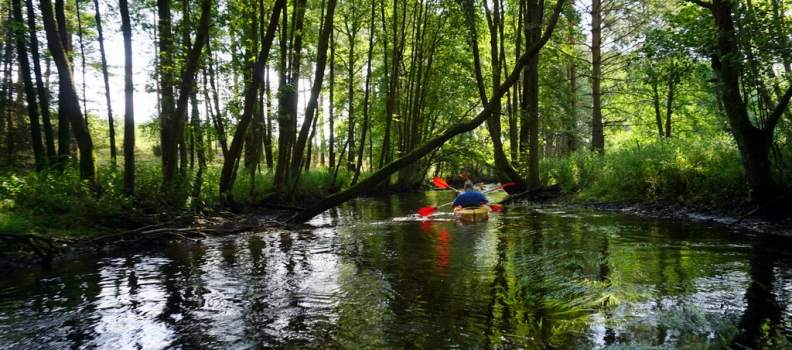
[0, 157, 355, 238]
[541, 135, 752, 206]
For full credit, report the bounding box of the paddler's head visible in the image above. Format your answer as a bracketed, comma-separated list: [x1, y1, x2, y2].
[464, 180, 474, 191]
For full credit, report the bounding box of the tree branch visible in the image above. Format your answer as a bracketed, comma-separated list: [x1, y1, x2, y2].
[767, 82, 792, 135]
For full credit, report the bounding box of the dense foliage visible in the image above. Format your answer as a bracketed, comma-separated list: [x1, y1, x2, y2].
[0, 0, 790, 233]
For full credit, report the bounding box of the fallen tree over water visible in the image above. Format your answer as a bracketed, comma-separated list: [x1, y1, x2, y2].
[287, 0, 567, 223]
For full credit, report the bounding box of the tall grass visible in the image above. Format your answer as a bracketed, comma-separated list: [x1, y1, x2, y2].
[0, 161, 353, 237]
[541, 135, 751, 206]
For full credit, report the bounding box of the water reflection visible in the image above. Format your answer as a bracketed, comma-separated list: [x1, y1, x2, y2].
[1, 193, 792, 348]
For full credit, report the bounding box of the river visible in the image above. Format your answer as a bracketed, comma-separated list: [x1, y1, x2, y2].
[1, 189, 791, 349]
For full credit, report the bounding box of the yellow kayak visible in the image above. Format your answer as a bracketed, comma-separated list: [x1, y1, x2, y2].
[454, 206, 489, 222]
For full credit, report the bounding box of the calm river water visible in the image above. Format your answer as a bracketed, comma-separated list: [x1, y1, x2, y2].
[1, 189, 792, 349]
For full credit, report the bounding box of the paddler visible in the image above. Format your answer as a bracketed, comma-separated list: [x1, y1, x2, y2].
[452, 180, 489, 208]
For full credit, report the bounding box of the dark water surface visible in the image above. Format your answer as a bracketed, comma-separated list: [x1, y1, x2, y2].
[2, 190, 792, 349]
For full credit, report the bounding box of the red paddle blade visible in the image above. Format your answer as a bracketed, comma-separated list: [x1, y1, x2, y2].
[418, 206, 439, 216]
[498, 182, 515, 189]
[433, 177, 450, 189]
[461, 173, 468, 180]
[490, 204, 503, 212]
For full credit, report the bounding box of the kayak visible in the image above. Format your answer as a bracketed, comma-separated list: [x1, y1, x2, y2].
[454, 206, 489, 222]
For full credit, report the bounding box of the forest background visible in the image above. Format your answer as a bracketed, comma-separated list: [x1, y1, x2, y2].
[0, 0, 791, 243]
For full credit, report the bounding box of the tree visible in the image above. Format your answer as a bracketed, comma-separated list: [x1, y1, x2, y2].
[158, 0, 212, 197]
[54, 0, 72, 169]
[289, 0, 566, 223]
[12, 0, 46, 170]
[291, 0, 338, 182]
[120, 0, 135, 195]
[218, 0, 286, 206]
[40, 0, 97, 184]
[93, 0, 116, 164]
[25, 0, 56, 164]
[688, 0, 792, 215]
[273, 0, 308, 189]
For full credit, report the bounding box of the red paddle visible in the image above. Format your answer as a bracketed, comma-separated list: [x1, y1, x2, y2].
[418, 181, 514, 216]
[433, 177, 459, 192]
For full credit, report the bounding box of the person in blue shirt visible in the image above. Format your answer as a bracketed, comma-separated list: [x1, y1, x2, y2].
[452, 180, 488, 208]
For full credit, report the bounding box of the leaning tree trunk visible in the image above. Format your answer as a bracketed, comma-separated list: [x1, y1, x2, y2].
[218, 0, 286, 206]
[40, 0, 97, 184]
[93, 0, 116, 163]
[290, 0, 337, 179]
[288, 0, 566, 223]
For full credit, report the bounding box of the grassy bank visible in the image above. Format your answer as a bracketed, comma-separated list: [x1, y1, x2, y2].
[539, 135, 778, 208]
[0, 162, 349, 240]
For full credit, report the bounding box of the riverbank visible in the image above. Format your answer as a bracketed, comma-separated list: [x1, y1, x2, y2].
[3, 190, 790, 278]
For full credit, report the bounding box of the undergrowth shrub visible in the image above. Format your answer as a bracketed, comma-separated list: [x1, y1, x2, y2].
[541, 135, 750, 205]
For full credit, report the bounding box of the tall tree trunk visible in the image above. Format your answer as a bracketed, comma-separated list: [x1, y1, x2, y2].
[351, 0, 374, 186]
[178, 0, 191, 176]
[205, 40, 228, 157]
[328, 30, 336, 171]
[120, 0, 135, 195]
[93, 0, 116, 163]
[75, 0, 88, 117]
[510, 0, 524, 162]
[291, 0, 337, 178]
[344, 20, 358, 175]
[378, 0, 401, 174]
[158, 0, 177, 193]
[524, 0, 542, 189]
[219, 0, 285, 206]
[259, 0, 273, 170]
[273, 3, 290, 187]
[159, 0, 211, 195]
[664, 81, 674, 138]
[244, 3, 259, 172]
[591, 0, 604, 154]
[263, 69, 274, 169]
[54, 0, 71, 168]
[652, 83, 664, 137]
[40, 0, 97, 184]
[192, 87, 207, 199]
[305, 109, 319, 171]
[4, 16, 12, 166]
[26, 0, 56, 164]
[319, 95, 326, 166]
[12, 0, 46, 170]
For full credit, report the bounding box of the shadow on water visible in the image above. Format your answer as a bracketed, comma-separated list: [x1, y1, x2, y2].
[2, 191, 792, 349]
